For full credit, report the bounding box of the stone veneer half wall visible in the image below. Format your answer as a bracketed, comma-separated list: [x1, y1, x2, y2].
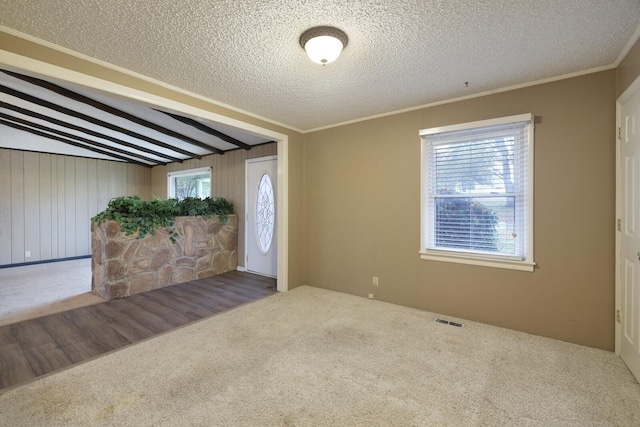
[91, 215, 238, 299]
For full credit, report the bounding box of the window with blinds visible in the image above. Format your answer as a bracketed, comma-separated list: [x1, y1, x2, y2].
[419, 114, 535, 271]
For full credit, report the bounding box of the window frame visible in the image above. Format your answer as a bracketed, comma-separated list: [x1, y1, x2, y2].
[419, 114, 535, 272]
[167, 167, 212, 200]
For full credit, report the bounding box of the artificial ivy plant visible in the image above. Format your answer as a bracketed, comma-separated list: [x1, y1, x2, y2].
[91, 195, 235, 239]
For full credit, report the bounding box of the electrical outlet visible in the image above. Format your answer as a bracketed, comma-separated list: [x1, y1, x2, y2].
[372, 276, 379, 286]
[25, 251, 30, 258]
[368, 293, 374, 299]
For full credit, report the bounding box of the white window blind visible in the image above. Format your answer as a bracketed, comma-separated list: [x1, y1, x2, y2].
[420, 114, 534, 270]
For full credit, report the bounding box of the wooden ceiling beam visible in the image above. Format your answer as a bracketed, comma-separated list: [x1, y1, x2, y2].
[0, 83, 202, 159]
[0, 117, 152, 168]
[158, 110, 252, 150]
[2, 70, 224, 155]
[0, 101, 182, 163]
[0, 111, 163, 165]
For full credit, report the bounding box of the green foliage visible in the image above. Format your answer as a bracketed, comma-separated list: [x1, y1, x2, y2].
[91, 195, 235, 240]
[177, 197, 234, 224]
[435, 197, 499, 252]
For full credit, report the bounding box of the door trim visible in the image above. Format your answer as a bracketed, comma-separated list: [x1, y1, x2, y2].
[0, 50, 290, 292]
[616, 74, 640, 355]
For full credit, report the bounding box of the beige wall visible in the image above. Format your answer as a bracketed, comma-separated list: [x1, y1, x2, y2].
[150, 143, 277, 268]
[1, 32, 305, 288]
[0, 149, 150, 265]
[617, 37, 640, 97]
[303, 70, 617, 350]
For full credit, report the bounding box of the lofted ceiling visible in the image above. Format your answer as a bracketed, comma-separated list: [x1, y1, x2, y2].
[0, 68, 273, 165]
[0, 0, 640, 138]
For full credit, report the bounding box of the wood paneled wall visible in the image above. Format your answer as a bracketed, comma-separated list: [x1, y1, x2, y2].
[150, 143, 277, 268]
[0, 149, 151, 266]
[0, 144, 274, 267]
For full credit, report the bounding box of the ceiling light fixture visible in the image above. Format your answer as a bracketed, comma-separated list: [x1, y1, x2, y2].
[299, 26, 348, 65]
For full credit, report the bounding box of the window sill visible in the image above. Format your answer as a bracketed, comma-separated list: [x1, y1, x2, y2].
[419, 251, 535, 272]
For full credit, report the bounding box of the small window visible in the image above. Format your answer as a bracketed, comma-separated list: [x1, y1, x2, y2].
[419, 114, 535, 271]
[167, 167, 211, 200]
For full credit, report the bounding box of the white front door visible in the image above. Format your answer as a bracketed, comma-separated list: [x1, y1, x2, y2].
[618, 82, 640, 382]
[246, 156, 277, 277]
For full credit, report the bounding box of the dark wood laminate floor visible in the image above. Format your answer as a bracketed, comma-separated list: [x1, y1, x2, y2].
[0, 271, 276, 391]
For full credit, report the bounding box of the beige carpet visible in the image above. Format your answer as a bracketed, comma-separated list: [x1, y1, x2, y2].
[1, 286, 638, 426]
[0, 258, 104, 327]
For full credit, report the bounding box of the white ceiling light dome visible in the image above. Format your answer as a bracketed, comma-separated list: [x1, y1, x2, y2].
[299, 26, 348, 65]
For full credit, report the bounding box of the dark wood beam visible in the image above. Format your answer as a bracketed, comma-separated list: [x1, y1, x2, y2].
[222, 140, 277, 154]
[0, 112, 163, 165]
[0, 101, 182, 163]
[2, 70, 224, 155]
[158, 110, 252, 150]
[0, 118, 152, 168]
[0, 84, 202, 160]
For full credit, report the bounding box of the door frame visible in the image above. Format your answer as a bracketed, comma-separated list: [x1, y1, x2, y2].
[0, 49, 290, 292]
[616, 73, 640, 355]
[245, 155, 278, 279]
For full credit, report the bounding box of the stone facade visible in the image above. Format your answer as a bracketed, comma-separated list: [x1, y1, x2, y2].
[91, 215, 238, 299]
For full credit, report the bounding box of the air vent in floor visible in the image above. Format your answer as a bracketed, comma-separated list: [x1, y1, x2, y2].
[434, 318, 464, 328]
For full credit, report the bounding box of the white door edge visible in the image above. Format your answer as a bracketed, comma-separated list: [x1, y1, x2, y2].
[615, 76, 640, 355]
[616, 73, 640, 358]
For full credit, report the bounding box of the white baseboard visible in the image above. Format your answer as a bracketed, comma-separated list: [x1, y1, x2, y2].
[236, 265, 246, 272]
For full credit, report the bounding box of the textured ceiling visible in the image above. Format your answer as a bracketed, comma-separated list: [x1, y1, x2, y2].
[1, 0, 640, 131]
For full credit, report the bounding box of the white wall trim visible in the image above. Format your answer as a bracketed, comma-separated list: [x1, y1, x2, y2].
[419, 251, 536, 272]
[0, 49, 290, 292]
[616, 96, 622, 356]
[305, 65, 615, 133]
[614, 23, 640, 67]
[276, 142, 289, 292]
[0, 26, 303, 134]
[419, 113, 533, 136]
[324, 21, 640, 134]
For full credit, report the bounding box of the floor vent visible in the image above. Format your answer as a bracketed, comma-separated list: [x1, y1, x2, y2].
[434, 318, 464, 328]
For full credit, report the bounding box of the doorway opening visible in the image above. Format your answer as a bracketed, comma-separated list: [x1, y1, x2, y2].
[0, 51, 290, 306]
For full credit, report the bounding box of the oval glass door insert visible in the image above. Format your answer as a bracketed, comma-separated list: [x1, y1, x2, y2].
[255, 173, 275, 253]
